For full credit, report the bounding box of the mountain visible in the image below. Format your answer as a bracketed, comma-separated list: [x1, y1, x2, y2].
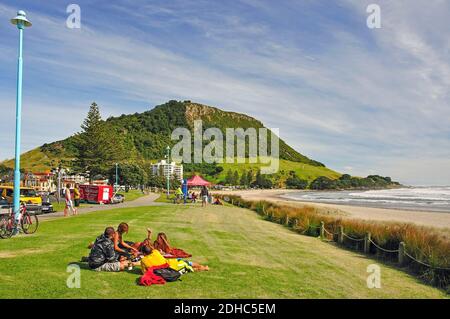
[1, 100, 340, 183]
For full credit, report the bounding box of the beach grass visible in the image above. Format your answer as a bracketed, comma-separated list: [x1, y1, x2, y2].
[0, 204, 446, 298]
[217, 194, 450, 290]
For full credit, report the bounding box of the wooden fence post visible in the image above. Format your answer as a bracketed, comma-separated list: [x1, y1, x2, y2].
[320, 221, 325, 239]
[364, 232, 371, 253]
[338, 225, 344, 244]
[398, 242, 406, 266]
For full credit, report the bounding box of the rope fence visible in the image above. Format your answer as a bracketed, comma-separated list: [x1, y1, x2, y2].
[343, 233, 365, 242]
[369, 239, 399, 254]
[404, 251, 450, 271]
[323, 227, 337, 237]
[222, 197, 450, 275]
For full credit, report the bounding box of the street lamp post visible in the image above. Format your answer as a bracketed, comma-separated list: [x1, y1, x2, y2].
[166, 146, 170, 198]
[115, 163, 119, 191]
[10, 10, 32, 222]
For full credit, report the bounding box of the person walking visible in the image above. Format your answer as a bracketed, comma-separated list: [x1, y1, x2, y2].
[200, 185, 209, 207]
[73, 183, 81, 209]
[175, 186, 183, 204]
[63, 183, 77, 217]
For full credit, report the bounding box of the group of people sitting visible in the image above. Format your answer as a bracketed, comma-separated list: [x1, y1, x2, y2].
[86, 223, 208, 283]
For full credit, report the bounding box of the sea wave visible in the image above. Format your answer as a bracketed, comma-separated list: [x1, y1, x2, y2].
[281, 187, 450, 213]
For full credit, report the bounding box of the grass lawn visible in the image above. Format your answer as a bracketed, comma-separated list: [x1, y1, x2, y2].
[119, 189, 146, 202]
[0, 204, 446, 299]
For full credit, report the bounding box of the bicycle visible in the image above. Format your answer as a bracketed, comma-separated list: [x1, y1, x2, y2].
[0, 202, 39, 239]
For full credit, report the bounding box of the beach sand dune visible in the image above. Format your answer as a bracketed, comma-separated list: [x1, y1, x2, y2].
[213, 189, 450, 231]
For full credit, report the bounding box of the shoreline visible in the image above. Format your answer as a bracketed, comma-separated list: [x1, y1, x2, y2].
[213, 189, 450, 231]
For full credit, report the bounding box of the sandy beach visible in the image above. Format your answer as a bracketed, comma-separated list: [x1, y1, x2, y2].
[213, 189, 450, 231]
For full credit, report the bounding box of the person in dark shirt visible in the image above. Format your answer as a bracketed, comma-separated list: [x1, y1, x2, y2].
[88, 227, 128, 272]
[200, 186, 209, 207]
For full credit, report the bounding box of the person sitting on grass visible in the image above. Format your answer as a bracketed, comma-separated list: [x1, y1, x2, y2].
[153, 232, 191, 258]
[88, 227, 131, 272]
[213, 197, 223, 205]
[130, 228, 155, 253]
[113, 222, 140, 261]
[191, 192, 197, 203]
[140, 245, 209, 274]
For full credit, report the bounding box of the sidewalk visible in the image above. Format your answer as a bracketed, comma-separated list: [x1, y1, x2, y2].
[38, 192, 164, 221]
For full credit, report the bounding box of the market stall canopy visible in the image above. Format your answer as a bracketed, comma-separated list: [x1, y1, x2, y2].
[186, 175, 211, 186]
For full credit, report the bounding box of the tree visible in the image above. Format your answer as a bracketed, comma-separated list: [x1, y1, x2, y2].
[251, 169, 273, 189]
[247, 170, 253, 186]
[285, 173, 308, 189]
[225, 169, 233, 185]
[73, 102, 126, 179]
[240, 169, 248, 186]
[233, 171, 239, 186]
[108, 163, 147, 187]
[310, 176, 337, 190]
[147, 175, 166, 188]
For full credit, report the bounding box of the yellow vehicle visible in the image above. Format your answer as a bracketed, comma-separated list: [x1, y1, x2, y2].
[0, 186, 42, 205]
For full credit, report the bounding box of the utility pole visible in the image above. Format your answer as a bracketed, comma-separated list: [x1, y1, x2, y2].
[57, 165, 63, 204]
[115, 163, 119, 191]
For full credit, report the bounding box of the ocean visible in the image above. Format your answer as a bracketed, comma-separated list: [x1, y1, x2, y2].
[280, 186, 450, 213]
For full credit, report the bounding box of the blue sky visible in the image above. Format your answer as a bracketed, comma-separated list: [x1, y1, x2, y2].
[1, 0, 449, 185]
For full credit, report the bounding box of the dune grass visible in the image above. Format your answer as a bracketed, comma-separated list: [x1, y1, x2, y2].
[216, 194, 450, 289]
[0, 204, 446, 299]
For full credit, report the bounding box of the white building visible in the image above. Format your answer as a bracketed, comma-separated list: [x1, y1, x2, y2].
[151, 160, 183, 181]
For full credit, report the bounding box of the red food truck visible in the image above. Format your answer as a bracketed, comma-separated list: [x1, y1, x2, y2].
[79, 185, 113, 204]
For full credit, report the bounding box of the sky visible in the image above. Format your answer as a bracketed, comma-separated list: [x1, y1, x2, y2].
[0, 0, 449, 186]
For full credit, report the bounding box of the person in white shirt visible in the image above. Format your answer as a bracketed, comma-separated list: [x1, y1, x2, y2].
[63, 183, 77, 217]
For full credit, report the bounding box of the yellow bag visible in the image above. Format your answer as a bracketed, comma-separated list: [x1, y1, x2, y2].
[168, 258, 194, 272]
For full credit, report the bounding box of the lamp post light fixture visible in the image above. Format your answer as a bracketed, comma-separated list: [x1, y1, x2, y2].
[11, 10, 32, 222]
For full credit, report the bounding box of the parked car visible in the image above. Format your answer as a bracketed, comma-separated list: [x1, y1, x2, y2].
[110, 194, 125, 204]
[41, 202, 54, 214]
[0, 186, 42, 205]
[0, 196, 9, 215]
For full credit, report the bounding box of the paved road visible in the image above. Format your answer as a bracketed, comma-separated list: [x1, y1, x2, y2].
[38, 192, 164, 221]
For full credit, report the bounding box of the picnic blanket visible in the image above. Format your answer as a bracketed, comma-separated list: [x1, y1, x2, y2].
[163, 248, 192, 259]
[138, 263, 169, 286]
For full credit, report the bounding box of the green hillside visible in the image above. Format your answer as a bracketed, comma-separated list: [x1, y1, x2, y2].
[205, 159, 340, 185]
[1, 100, 338, 183]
